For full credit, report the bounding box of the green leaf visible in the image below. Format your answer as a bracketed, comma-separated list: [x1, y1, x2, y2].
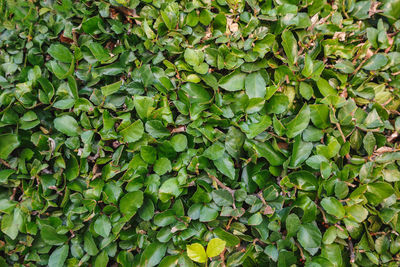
[346, 204, 368, 222]
[171, 134, 188, 152]
[65, 155, 79, 181]
[203, 142, 225, 160]
[362, 54, 388, 71]
[316, 137, 340, 159]
[120, 120, 144, 143]
[54, 115, 81, 136]
[1, 207, 23, 240]
[252, 140, 286, 166]
[288, 171, 318, 191]
[352, 0, 371, 19]
[181, 83, 211, 103]
[0, 134, 20, 160]
[366, 182, 394, 205]
[84, 232, 99, 256]
[364, 109, 383, 128]
[363, 132, 376, 156]
[134, 96, 154, 119]
[145, 120, 170, 138]
[200, 205, 219, 222]
[248, 213, 263, 226]
[139, 198, 155, 221]
[225, 127, 245, 159]
[265, 94, 289, 114]
[159, 178, 182, 202]
[302, 53, 313, 77]
[140, 242, 167, 267]
[297, 223, 322, 255]
[95, 250, 109, 267]
[245, 71, 266, 98]
[213, 228, 240, 247]
[219, 71, 246, 91]
[40, 225, 68, 245]
[88, 42, 111, 62]
[286, 213, 301, 238]
[299, 82, 313, 100]
[101, 80, 122, 97]
[206, 238, 226, 258]
[211, 190, 233, 206]
[289, 136, 313, 168]
[321, 197, 345, 219]
[0, 199, 17, 214]
[281, 29, 298, 66]
[382, 0, 400, 22]
[382, 168, 400, 182]
[316, 78, 337, 97]
[187, 243, 207, 263]
[94, 214, 111, 238]
[184, 48, 204, 67]
[67, 75, 79, 99]
[154, 157, 172, 175]
[286, 104, 310, 138]
[48, 44, 73, 63]
[213, 154, 235, 180]
[120, 191, 144, 219]
[48, 245, 69, 267]
[309, 104, 330, 129]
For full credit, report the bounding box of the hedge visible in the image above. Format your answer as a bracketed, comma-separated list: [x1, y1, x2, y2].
[1, 0, 400, 266]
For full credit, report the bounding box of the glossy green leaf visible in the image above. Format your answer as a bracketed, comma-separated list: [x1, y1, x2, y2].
[321, 197, 345, 219]
[48, 245, 69, 267]
[187, 243, 207, 263]
[120, 120, 144, 143]
[286, 104, 310, 138]
[54, 115, 81, 136]
[120, 191, 144, 218]
[219, 71, 246, 91]
[245, 71, 266, 98]
[206, 238, 226, 258]
[0, 134, 20, 160]
[47, 44, 73, 63]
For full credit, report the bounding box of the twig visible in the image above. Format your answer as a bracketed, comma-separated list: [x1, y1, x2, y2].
[10, 187, 17, 200]
[356, 126, 382, 133]
[348, 237, 355, 263]
[268, 132, 287, 141]
[219, 248, 226, 267]
[317, 205, 328, 224]
[207, 171, 236, 209]
[0, 159, 16, 170]
[331, 105, 350, 160]
[352, 48, 379, 75]
[335, 224, 345, 231]
[295, 241, 305, 261]
[207, 172, 234, 194]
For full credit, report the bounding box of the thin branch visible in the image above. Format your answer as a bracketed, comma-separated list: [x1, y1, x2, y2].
[0, 159, 16, 170]
[348, 237, 355, 263]
[207, 172, 234, 194]
[331, 105, 350, 160]
[207, 171, 236, 209]
[317, 205, 328, 224]
[295, 241, 305, 261]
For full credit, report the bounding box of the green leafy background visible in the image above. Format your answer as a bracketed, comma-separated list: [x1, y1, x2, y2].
[1, 0, 400, 266]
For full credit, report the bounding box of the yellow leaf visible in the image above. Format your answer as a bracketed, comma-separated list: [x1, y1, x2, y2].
[186, 243, 207, 263]
[206, 238, 226, 258]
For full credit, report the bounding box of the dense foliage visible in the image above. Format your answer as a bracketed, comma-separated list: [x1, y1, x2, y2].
[1, 0, 400, 266]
